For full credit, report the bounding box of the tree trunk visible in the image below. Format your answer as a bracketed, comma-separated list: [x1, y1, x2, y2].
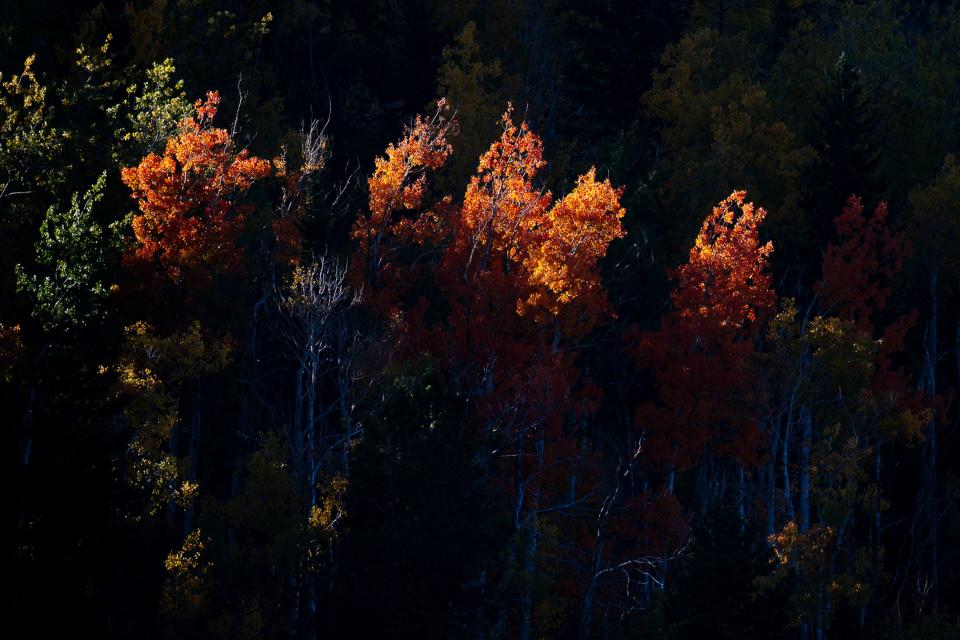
[579, 539, 603, 640]
[767, 421, 779, 536]
[520, 515, 539, 640]
[800, 405, 812, 532]
[955, 320, 960, 431]
[20, 384, 34, 467]
[783, 415, 795, 523]
[17, 385, 36, 544]
[184, 384, 202, 536]
[305, 348, 319, 635]
[874, 426, 882, 551]
[737, 465, 745, 523]
[167, 406, 181, 530]
[924, 260, 939, 611]
[293, 362, 305, 473]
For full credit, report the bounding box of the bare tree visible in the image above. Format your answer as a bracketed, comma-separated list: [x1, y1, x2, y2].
[276, 256, 360, 503]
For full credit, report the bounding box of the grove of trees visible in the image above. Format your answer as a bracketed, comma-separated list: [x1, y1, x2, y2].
[2, 1, 959, 638]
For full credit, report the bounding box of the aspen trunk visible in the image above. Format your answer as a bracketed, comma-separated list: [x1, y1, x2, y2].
[184, 384, 202, 536]
[783, 416, 795, 523]
[767, 422, 779, 536]
[737, 465, 745, 523]
[924, 260, 939, 610]
[520, 515, 539, 640]
[17, 385, 35, 543]
[800, 406, 811, 532]
[20, 385, 34, 467]
[579, 538, 604, 640]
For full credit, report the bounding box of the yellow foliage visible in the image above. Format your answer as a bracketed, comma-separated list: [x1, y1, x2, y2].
[162, 529, 211, 616]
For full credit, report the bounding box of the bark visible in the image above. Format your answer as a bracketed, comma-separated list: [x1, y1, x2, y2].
[782, 415, 795, 523]
[766, 419, 779, 536]
[520, 516, 539, 640]
[579, 539, 604, 640]
[737, 464, 745, 523]
[184, 384, 202, 536]
[924, 260, 939, 610]
[20, 385, 34, 467]
[800, 405, 812, 532]
[17, 385, 36, 542]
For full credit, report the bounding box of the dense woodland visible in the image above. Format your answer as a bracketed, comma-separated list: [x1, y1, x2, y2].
[2, 0, 960, 637]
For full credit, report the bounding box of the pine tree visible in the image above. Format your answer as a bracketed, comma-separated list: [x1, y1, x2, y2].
[801, 53, 882, 285]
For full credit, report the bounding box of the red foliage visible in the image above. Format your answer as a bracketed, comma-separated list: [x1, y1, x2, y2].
[817, 196, 910, 333]
[635, 191, 776, 471]
[818, 195, 919, 412]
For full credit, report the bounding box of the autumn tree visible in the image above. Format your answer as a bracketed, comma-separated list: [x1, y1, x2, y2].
[120, 91, 271, 289]
[0, 54, 65, 316]
[349, 99, 456, 293]
[636, 191, 775, 486]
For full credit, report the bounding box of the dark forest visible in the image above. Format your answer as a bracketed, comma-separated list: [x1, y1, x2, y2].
[2, 1, 959, 637]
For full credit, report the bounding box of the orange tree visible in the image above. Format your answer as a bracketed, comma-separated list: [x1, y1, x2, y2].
[121, 91, 271, 291]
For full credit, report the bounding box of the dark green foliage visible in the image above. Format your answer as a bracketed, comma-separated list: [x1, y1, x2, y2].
[799, 54, 883, 283]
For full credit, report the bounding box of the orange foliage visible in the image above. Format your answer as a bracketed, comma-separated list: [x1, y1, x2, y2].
[636, 192, 776, 470]
[350, 99, 455, 288]
[121, 91, 271, 285]
[442, 106, 624, 335]
[673, 191, 775, 332]
[352, 103, 626, 518]
[354, 102, 625, 370]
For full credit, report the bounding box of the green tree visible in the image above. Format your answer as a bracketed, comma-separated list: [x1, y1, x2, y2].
[15, 172, 119, 332]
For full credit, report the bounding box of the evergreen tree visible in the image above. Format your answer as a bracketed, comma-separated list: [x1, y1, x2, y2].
[799, 54, 882, 289]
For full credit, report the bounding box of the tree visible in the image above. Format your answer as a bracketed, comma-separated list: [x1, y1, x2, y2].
[276, 257, 359, 503]
[760, 193, 920, 638]
[635, 191, 775, 482]
[108, 58, 192, 164]
[349, 99, 455, 293]
[0, 54, 63, 205]
[115, 320, 232, 525]
[15, 172, 119, 332]
[0, 54, 65, 315]
[801, 54, 882, 282]
[121, 91, 271, 288]
[435, 21, 506, 192]
[817, 196, 907, 333]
